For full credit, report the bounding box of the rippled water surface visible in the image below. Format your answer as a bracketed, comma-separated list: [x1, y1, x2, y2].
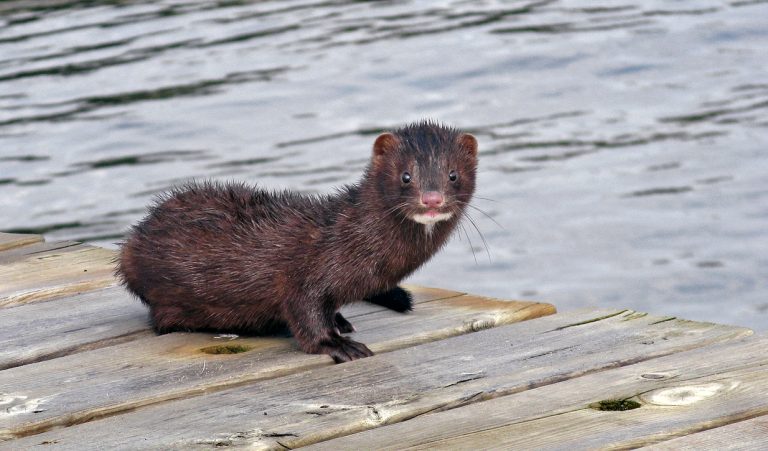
[1, 0, 767, 329]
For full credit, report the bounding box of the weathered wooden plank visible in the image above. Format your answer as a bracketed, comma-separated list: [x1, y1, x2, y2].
[0, 244, 118, 308]
[0, 287, 150, 371]
[310, 335, 768, 451]
[642, 414, 768, 450]
[0, 290, 548, 440]
[0, 241, 84, 265]
[0, 285, 465, 371]
[0, 233, 43, 252]
[2, 310, 749, 449]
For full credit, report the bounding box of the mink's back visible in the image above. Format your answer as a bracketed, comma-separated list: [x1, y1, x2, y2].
[117, 181, 343, 332]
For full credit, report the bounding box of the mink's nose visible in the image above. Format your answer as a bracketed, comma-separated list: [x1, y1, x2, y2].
[421, 191, 444, 208]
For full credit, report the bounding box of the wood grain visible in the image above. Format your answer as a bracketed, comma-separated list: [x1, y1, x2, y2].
[0, 244, 118, 308]
[2, 310, 748, 449]
[0, 289, 550, 441]
[643, 414, 768, 450]
[0, 241, 85, 265]
[310, 335, 767, 451]
[0, 232, 43, 252]
[0, 287, 151, 371]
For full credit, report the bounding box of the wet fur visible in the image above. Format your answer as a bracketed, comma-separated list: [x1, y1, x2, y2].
[117, 120, 477, 363]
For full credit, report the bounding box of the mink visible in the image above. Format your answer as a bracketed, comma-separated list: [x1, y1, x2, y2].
[117, 120, 478, 363]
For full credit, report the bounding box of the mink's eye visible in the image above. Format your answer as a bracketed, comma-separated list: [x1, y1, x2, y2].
[401, 172, 411, 184]
[449, 170, 458, 182]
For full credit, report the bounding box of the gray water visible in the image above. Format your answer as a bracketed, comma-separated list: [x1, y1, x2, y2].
[1, 0, 767, 330]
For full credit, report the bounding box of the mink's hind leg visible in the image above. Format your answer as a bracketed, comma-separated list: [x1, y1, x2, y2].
[334, 312, 356, 334]
[285, 296, 372, 363]
[364, 286, 413, 312]
[147, 306, 196, 333]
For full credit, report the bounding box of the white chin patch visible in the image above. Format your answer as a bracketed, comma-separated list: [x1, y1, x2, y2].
[411, 212, 453, 225]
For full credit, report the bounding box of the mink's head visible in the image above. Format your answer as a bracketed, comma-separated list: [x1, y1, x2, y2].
[366, 120, 478, 228]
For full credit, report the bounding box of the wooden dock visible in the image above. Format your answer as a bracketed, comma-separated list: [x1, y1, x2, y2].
[1, 231, 766, 449]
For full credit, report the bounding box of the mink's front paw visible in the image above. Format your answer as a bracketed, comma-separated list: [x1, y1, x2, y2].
[365, 286, 413, 312]
[321, 335, 374, 363]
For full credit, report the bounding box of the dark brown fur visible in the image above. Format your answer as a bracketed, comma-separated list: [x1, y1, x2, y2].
[117, 120, 477, 363]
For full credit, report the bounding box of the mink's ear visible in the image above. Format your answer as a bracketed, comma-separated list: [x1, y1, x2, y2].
[372, 133, 399, 158]
[457, 133, 478, 156]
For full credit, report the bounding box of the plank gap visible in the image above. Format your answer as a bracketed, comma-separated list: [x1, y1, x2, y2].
[552, 309, 630, 331]
[614, 407, 768, 450]
[642, 412, 768, 450]
[0, 329, 153, 371]
[23, 242, 82, 256]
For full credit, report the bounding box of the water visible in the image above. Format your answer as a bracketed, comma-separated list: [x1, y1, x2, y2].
[1, 0, 766, 330]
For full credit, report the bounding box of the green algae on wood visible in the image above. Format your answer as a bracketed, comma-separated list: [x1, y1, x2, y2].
[200, 344, 254, 355]
[590, 399, 641, 411]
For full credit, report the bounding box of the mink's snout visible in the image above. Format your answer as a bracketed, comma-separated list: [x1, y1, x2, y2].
[421, 191, 444, 209]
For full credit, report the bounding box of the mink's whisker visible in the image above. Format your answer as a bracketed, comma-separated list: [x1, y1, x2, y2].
[458, 221, 478, 265]
[462, 210, 491, 263]
[456, 200, 504, 230]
